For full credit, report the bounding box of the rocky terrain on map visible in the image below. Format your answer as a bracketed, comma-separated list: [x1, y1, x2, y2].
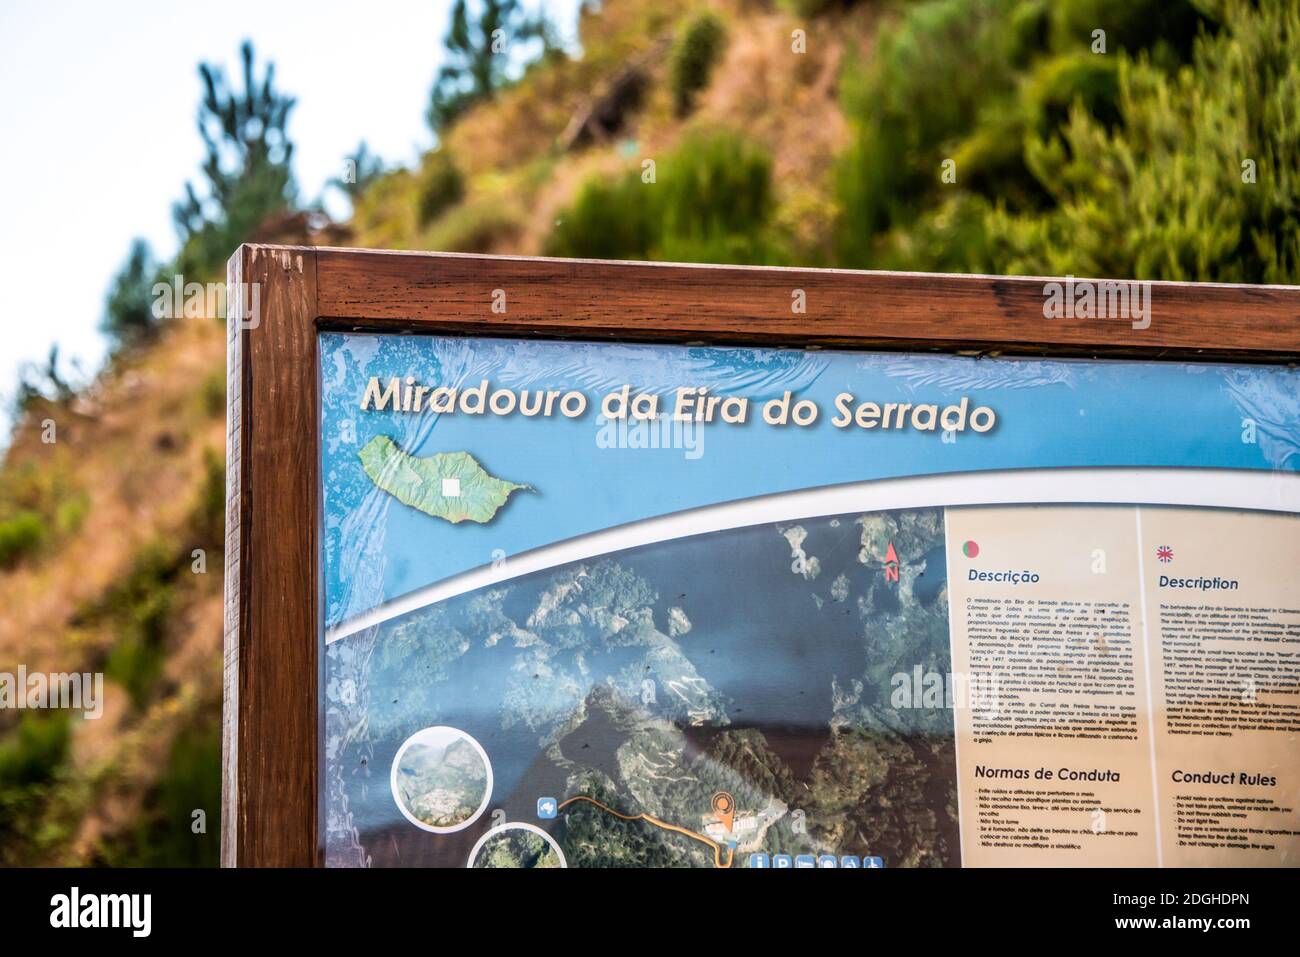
[394, 736, 488, 828]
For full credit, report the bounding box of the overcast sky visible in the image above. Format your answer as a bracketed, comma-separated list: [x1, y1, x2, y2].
[0, 0, 578, 435]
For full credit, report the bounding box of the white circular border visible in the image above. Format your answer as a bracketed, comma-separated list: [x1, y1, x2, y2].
[390, 726, 493, 834]
[466, 822, 568, 869]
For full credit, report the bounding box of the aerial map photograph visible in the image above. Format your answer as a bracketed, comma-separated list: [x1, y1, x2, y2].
[325, 507, 959, 868]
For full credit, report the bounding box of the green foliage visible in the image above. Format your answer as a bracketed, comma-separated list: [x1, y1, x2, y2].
[776, 0, 844, 17]
[191, 448, 226, 549]
[546, 173, 655, 260]
[104, 639, 168, 713]
[0, 713, 71, 866]
[832, 0, 1223, 274]
[991, 0, 1300, 282]
[547, 131, 780, 264]
[174, 41, 297, 277]
[670, 11, 727, 117]
[835, 0, 1026, 263]
[426, 195, 523, 252]
[1047, 0, 1207, 60]
[0, 455, 85, 569]
[559, 776, 680, 867]
[91, 544, 177, 709]
[0, 510, 45, 568]
[1004, 0, 1051, 65]
[98, 716, 221, 867]
[949, 51, 1120, 209]
[428, 0, 550, 132]
[1020, 50, 1121, 135]
[416, 150, 466, 226]
[102, 239, 162, 349]
[656, 132, 776, 263]
[0, 714, 70, 787]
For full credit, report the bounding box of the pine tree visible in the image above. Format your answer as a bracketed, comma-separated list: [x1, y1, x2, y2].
[427, 0, 551, 132]
[173, 41, 297, 276]
[102, 238, 160, 348]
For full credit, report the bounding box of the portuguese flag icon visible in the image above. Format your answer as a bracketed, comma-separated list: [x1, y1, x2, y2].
[962, 540, 980, 558]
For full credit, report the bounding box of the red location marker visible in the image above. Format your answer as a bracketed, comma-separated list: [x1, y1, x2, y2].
[712, 791, 735, 832]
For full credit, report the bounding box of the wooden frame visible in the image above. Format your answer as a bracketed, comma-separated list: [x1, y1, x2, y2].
[222, 243, 1299, 866]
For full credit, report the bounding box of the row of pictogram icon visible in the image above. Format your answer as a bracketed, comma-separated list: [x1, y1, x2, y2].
[749, 853, 884, 868]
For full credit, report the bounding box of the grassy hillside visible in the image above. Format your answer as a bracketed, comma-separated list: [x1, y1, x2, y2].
[1, 317, 225, 865]
[1, 0, 1295, 865]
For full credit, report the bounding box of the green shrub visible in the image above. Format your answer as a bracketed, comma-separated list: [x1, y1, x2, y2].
[0, 456, 91, 568]
[354, 165, 454, 250]
[832, 0, 1217, 271]
[946, 50, 1119, 208]
[191, 448, 226, 548]
[991, 0, 1300, 283]
[415, 150, 465, 226]
[0, 457, 67, 514]
[98, 715, 222, 867]
[670, 12, 728, 117]
[0, 713, 71, 866]
[1048, 0, 1207, 60]
[426, 195, 523, 252]
[835, 0, 1026, 264]
[547, 174, 657, 260]
[547, 131, 779, 265]
[875, 192, 999, 274]
[1021, 50, 1121, 134]
[1005, 0, 1051, 66]
[91, 544, 177, 709]
[0, 713, 70, 788]
[105, 627, 169, 711]
[0, 510, 46, 569]
[657, 132, 776, 263]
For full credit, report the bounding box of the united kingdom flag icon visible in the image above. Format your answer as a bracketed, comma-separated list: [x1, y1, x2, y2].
[1156, 545, 1174, 563]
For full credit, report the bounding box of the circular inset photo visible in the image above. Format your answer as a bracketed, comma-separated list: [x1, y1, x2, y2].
[467, 823, 567, 869]
[390, 726, 492, 833]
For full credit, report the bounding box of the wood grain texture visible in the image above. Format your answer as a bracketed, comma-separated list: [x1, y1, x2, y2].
[221, 249, 244, 869]
[314, 247, 1300, 360]
[224, 243, 1298, 866]
[223, 245, 319, 866]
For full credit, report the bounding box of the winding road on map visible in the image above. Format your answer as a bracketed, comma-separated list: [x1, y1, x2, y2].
[558, 795, 736, 868]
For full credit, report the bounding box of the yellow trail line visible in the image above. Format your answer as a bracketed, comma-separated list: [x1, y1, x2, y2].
[558, 795, 735, 868]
